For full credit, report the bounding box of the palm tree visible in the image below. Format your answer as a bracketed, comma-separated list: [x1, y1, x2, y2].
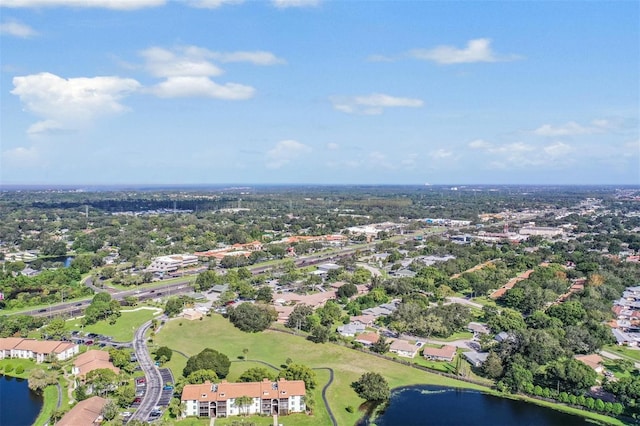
[233, 395, 253, 416]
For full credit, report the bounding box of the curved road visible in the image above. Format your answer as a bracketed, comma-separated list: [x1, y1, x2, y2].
[129, 320, 163, 423]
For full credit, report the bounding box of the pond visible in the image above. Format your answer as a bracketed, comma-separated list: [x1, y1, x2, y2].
[0, 374, 44, 426]
[361, 385, 593, 426]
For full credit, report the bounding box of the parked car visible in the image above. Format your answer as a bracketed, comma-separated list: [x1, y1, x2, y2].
[133, 397, 142, 403]
[84, 340, 94, 346]
[163, 385, 173, 391]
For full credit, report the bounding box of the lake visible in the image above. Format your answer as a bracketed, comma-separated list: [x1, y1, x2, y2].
[0, 375, 44, 426]
[363, 385, 592, 426]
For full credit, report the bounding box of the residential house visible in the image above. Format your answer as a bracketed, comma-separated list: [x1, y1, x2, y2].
[182, 308, 204, 321]
[181, 378, 305, 418]
[575, 354, 604, 374]
[389, 339, 420, 358]
[422, 345, 457, 362]
[337, 323, 365, 337]
[463, 351, 489, 368]
[57, 396, 108, 426]
[0, 338, 78, 363]
[354, 332, 380, 346]
[467, 322, 490, 335]
[350, 315, 376, 327]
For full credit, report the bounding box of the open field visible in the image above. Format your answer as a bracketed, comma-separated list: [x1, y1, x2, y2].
[156, 315, 493, 426]
[156, 315, 624, 426]
[66, 308, 160, 341]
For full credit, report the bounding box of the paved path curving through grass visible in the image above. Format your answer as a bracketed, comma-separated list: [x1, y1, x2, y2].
[313, 367, 337, 426]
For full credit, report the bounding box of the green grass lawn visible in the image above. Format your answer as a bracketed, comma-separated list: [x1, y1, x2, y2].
[156, 315, 623, 426]
[602, 360, 633, 380]
[155, 315, 492, 426]
[604, 344, 640, 362]
[435, 331, 474, 342]
[33, 385, 58, 426]
[0, 358, 38, 378]
[66, 308, 160, 341]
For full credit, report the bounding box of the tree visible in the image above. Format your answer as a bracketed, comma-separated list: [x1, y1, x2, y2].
[165, 297, 184, 317]
[85, 368, 118, 397]
[278, 363, 317, 390]
[183, 348, 230, 378]
[155, 346, 173, 362]
[28, 368, 56, 392]
[336, 282, 358, 299]
[370, 335, 391, 354]
[309, 324, 332, 343]
[255, 286, 273, 303]
[482, 351, 503, 379]
[168, 397, 186, 418]
[239, 367, 275, 382]
[116, 384, 135, 407]
[108, 348, 130, 369]
[227, 303, 277, 332]
[186, 369, 219, 384]
[234, 395, 253, 416]
[42, 317, 66, 339]
[351, 372, 390, 401]
[101, 399, 119, 421]
[317, 300, 342, 326]
[286, 304, 314, 332]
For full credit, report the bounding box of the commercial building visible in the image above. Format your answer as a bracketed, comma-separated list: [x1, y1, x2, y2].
[147, 254, 199, 273]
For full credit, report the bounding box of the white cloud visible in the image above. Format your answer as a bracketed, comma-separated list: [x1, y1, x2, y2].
[469, 138, 576, 169]
[430, 149, 453, 159]
[2, 146, 43, 167]
[27, 119, 67, 135]
[468, 139, 491, 149]
[141, 47, 224, 78]
[534, 119, 612, 136]
[0, 19, 37, 38]
[272, 0, 320, 8]
[140, 46, 281, 99]
[543, 142, 573, 158]
[1, 0, 165, 9]
[331, 93, 423, 115]
[327, 142, 339, 150]
[11, 72, 140, 134]
[150, 76, 254, 99]
[212, 51, 285, 65]
[409, 38, 518, 64]
[187, 0, 243, 8]
[266, 140, 311, 169]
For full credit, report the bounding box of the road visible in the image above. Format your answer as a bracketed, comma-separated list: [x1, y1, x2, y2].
[445, 296, 483, 309]
[129, 319, 164, 423]
[599, 350, 640, 369]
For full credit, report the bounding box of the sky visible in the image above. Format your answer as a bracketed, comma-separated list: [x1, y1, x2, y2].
[0, 0, 638, 186]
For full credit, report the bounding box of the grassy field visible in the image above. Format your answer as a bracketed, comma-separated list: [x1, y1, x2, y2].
[66, 308, 160, 341]
[604, 344, 640, 362]
[156, 315, 625, 426]
[155, 315, 492, 426]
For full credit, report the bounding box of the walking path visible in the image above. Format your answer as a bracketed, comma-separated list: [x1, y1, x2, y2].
[599, 350, 640, 369]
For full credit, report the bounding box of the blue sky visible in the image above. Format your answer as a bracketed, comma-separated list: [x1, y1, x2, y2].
[1, 0, 638, 185]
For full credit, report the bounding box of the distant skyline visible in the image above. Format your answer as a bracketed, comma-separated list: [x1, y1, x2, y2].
[1, 0, 638, 185]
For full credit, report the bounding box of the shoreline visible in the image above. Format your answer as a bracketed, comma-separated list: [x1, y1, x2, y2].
[359, 384, 624, 426]
[1, 371, 58, 426]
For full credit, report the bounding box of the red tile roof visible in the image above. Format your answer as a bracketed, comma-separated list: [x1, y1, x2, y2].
[181, 379, 305, 402]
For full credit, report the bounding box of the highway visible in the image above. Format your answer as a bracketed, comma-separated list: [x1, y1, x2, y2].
[14, 229, 432, 319]
[129, 319, 163, 423]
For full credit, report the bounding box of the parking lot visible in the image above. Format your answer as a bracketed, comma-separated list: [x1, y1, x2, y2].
[157, 368, 174, 406]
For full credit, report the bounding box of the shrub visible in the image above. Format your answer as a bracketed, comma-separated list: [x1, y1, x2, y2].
[346, 406, 355, 413]
[4, 364, 14, 373]
[15, 365, 24, 374]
